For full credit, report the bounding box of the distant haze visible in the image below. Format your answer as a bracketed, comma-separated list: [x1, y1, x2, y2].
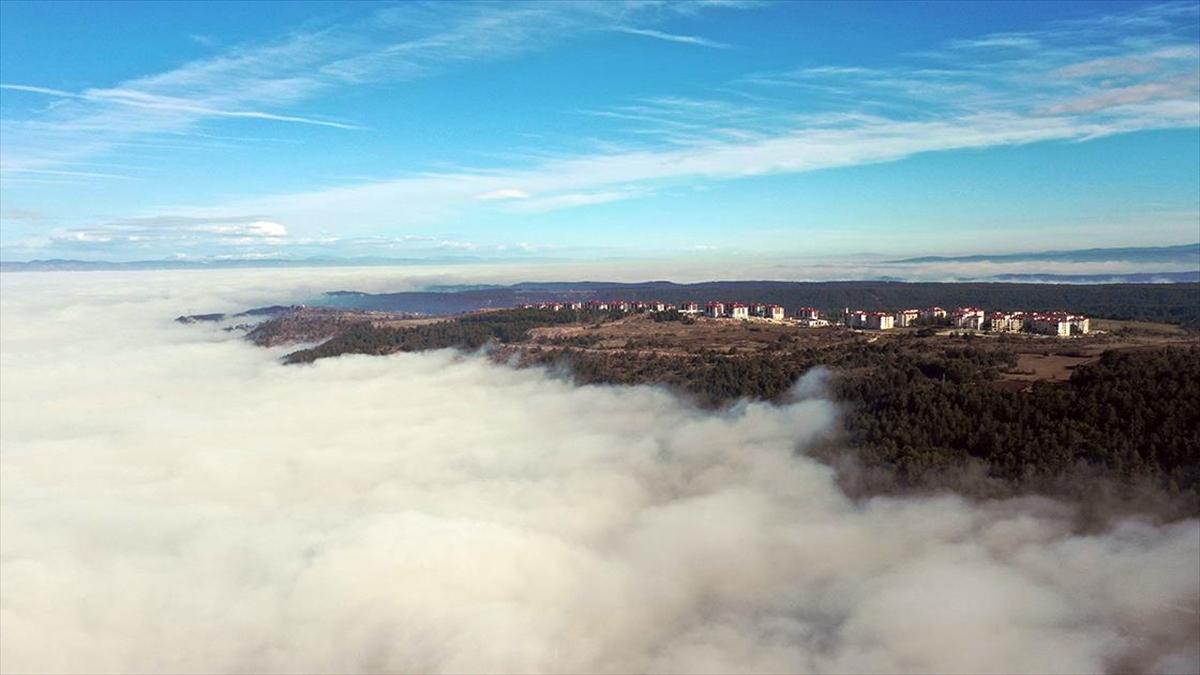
[3, 242, 1199, 285]
[1, 268, 1197, 673]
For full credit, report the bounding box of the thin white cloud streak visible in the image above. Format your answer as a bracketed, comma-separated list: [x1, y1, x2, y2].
[506, 189, 644, 213]
[0, 269, 1197, 674]
[612, 27, 731, 49]
[0, 83, 361, 130]
[947, 35, 1041, 50]
[0, 166, 131, 180]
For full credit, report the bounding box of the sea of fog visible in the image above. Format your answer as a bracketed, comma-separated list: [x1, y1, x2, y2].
[1, 268, 1198, 674]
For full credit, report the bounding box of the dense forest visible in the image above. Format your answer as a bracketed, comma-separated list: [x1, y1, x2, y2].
[834, 347, 1200, 499]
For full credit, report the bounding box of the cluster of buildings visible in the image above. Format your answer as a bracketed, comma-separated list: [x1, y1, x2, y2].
[696, 301, 787, 320]
[844, 306, 1090, 335]
[520, 300, 670, 313]
[516, 299, 1088, 336]
[519, 299, 796, 321]
[519, 299, 792, 320]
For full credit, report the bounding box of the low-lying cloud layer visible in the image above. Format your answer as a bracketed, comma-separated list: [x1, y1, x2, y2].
[1, 270, 1197, 674]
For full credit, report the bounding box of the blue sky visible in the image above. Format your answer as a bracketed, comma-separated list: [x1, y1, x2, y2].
[0, 0, 1197, 262]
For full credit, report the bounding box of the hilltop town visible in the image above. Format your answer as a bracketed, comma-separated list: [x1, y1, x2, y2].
[211, 297, 1196, 513]
[518, 299, 1092, 336]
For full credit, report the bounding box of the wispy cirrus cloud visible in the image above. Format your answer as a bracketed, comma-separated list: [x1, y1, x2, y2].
[0, 1, 748, 178]
[146, 3, 1194, 237]
[1041, 77, 1198, 115]
[0, 84, 359, 130]
[181, 111, 1148, 234]
[1051, 46, 1199, 78]
[612, 27, 730, 49]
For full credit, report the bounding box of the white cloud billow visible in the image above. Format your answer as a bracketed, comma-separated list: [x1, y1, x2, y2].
[1, 269, 1197, 674]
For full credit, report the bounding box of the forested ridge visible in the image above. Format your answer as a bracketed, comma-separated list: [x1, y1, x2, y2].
[284, 309, 597, 363]
[276, 308, 1200, 511]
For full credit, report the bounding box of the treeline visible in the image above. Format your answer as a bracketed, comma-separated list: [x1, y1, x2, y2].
[524, 338, 1015, 405]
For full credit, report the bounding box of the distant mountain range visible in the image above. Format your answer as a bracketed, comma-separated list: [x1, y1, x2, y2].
[887, 243, 1199, 265]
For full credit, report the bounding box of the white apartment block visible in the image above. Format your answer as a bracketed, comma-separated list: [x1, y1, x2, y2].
[894, 309, 920, 327]
[866, 313, 895, 330]
[951, 307, 986, 330]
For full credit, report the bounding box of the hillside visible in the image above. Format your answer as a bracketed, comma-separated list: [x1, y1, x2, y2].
[233, 305, 1200, 517]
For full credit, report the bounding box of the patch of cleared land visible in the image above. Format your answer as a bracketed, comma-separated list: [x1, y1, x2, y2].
[528, 315, 831, 356]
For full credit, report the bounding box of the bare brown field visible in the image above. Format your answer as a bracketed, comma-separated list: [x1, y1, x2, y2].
[369, 315, 448, 329]
[1005, 353, 1095, 382]
[528, 315, 852, 356]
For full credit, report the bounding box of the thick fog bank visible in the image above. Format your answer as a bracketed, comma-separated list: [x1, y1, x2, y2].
[1, 271, 1197, 674]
